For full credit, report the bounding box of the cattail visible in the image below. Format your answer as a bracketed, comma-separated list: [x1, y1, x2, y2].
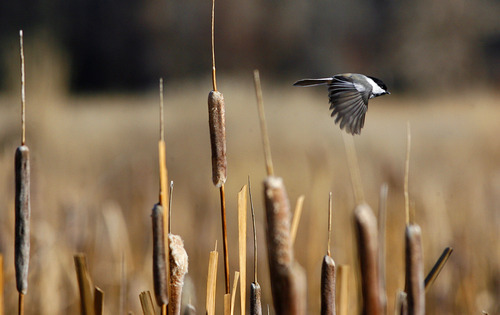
[208, 90, 227, 187]
[15, 145, 30, 295]
[354, 204, 383, 315]
[405, 224, 424, 315]
[250, 282, 262, 315]
[263, 176, 306, 315]
[321, 255, 336, 315]
[168, 234, 188, 315]
[152, 204, 168, 306]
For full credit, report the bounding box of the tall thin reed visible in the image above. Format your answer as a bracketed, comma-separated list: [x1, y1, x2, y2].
[15, 30, 30, 315]
[206, 243, 218, 315]
[208, 0, 230, 295]
[139, 291, 156, 315]
[337, 265, 350, 315]
[74, 254, 96, 315]
[248, 177, 262, 315]
[321, 193, 336, 315]
[94, 287, 104, 315]
[424, 247, 453, 291]
[238, 185, 248, 315]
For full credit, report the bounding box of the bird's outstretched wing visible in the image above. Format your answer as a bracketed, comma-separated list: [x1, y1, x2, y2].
[328, 76, 371, 135]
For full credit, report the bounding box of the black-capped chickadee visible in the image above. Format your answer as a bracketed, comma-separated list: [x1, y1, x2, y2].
[293, 73, 390, 135]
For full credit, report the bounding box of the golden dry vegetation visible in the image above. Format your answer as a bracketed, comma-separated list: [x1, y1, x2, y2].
[0, 78, 499, 314]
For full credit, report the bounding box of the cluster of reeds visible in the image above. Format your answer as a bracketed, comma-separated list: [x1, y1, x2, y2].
[2, 7, 457, 315]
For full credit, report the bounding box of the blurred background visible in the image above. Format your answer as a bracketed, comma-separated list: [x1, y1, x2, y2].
[0, 0, 499, 314]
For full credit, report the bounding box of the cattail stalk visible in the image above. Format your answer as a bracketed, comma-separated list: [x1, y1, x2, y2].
[321, 193, 336, 315]
[152, 204, 168, 306]
[290, 195, 305, 246]
[168, 234, 189, 315]
[405, 225, 425, 315]
[238, 185, 248, 315]
[354, 204, 383, 315]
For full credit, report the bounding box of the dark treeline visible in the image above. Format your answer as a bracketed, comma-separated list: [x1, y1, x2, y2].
[0, 0, 499, 93]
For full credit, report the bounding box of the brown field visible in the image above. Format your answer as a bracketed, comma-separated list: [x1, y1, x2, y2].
[0, 78, 499, 314]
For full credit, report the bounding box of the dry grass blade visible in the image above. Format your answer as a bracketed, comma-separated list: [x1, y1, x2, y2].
[424, 247, 453, 291]
[74, 254, 96, 315]
[0, 254, 3, 315]
[206, 243, 218, 315]
[290, 195, 305, 247]
[354, 204, 383, 315]
[230, 271, 240, 315]
[337, 265, 350, 315]
[405, 225, 425, 315]
[139, 291, 156, 315]
[253, 69, 274, 176]
[378, 183, 388, 314]
[168, 234, 189, 315]
[238, 185, 248, 315]
[250, 282, 262, 315]
[94, 287, 104, 315]
[341, 133, 365, 204]
[321, 255, 336, 315]
[248, 176, 258, 283]
[263, 176, 306, 315]
[151, 204, 168, 306]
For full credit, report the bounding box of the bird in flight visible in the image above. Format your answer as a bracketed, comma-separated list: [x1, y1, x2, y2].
[294, 73, 390, 135]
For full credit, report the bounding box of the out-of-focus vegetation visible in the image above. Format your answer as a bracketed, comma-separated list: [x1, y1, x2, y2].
[0, 0, 499, 92]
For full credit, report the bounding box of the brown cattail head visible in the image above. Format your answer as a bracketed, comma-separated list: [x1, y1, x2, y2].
[15, 145, 30, 294]
[405, 224, 425, 315]
[208, 90, 227, 187]
[321, 255, 336, 315]
[250, 282, 262, 315]
[354, 204, 383, 315]
[151, 204, 168, 306]
[263, 176, 306, 315]
[169, 234, 188, 315]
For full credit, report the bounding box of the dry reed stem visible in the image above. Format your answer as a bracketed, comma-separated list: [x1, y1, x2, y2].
[238, 185, 248, 314]
[139, 291, 156, 315]
[405, 225, 425, 315]
[0, 254, 3, 315]
[327, 192, 333, 256]
[19, 30, 26, 146]
[264, 176, 306, 315]
[424, 247, 453, 291]
[337, 265, 350, 315]
[230, 272, 240, 315]
[94, 287, 104, 315]
[211, 0, 217, 91]
[168, 234, 189, 315]
[151, 204, 168, 306]
[404, 122, 411, 225]
[378, 184, 388, 314]
[341, 133, 365, 204]
[206, 243, 218, 315]
[220, 185, 230, 293]
[354, 204, 383, 315]
[250, 282, 262, 315]
[290, 195, 305, 247]
[183, 303, 196, 315]
[321, 255, 336, 315]
[15, 145, 30, 296]
[74, 254, 96, 315]
[253, 70, 274, 176]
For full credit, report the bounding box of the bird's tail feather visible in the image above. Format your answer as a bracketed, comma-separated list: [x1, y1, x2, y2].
[293, 78, 332, 87]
